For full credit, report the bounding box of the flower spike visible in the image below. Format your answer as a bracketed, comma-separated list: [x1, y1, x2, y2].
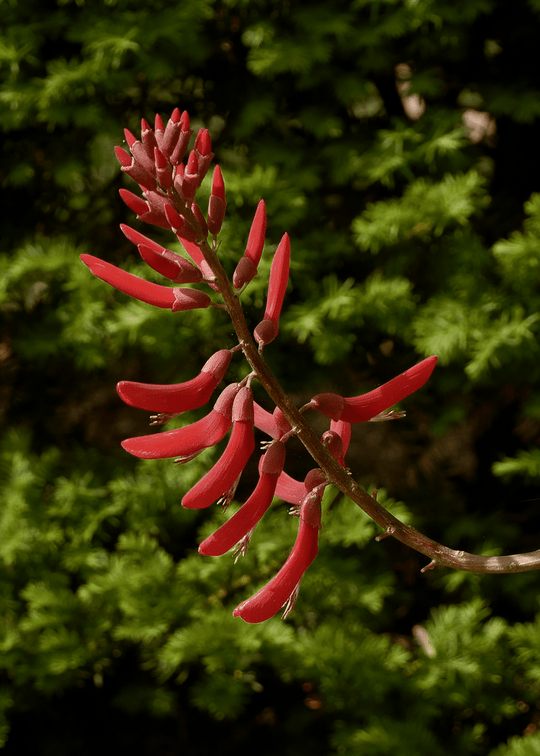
[117, 349, 232, 414]
[182, 387, 255, 509]
[254, 232, 290, 346]
[309, 356, 438, 422]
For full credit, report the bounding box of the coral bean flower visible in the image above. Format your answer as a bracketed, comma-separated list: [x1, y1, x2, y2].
[182, 387, 255, 509]
[309, 356, 437, 423]
[198, 441, 286, 557]
[233, 489, 322, 624]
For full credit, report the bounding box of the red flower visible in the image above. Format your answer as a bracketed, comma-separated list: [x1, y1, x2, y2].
[233, 486, 323, 624]
[117, 349, 232, 414]
[182, 387, 255, 509]
[198, 441, 286, 556]
[121, 383, 239, 460]
[309, 356, 437, 422]
[80, 254, 212, 312]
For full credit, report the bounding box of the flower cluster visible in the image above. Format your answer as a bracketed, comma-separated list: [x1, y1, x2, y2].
[82, 109, 437, 623]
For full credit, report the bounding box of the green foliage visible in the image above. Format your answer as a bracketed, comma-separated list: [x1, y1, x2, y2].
[3, 0, 540, 752]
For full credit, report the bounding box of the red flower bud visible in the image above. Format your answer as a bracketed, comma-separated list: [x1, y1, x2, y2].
[154, 147, 173, 190]
[140, 118, 157, 161]
[137, 244, 203, 284]
[182, 387, 255, 509]
[199, 441, 286, 556]
[124, 128, 155, 176]
[233, 200, 266, 289]
[233, 489, 322, 623]
[121, 383, 239, 460]
[115, 146, 158, 191]
[254, 232, 290, 346]
[309, 356, 437, 422]
[160, 108, 183, 159]
[154, 113, 165, 149]
[164, 204, 199, 243]
[117, 349, 232, 414]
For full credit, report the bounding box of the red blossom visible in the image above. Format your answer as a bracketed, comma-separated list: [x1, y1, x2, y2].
[198, 441, 286, 556]
[233, 488, 322, 623]
[309, 356, 438, 422]
[182, 387, 255, 509]
[121, 383, 239, 460]
[117, 349, 232, 414]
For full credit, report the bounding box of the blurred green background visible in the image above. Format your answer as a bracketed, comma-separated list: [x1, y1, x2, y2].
[2, 0, 540, 753]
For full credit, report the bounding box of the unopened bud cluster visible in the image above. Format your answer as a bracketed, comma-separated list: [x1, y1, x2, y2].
[82, 109, 437, 623]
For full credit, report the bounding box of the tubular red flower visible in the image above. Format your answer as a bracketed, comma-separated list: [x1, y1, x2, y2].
[80, 255, 212, 312]
[199, 441, 286, 556]
[182, 387, 255, 509]
[309, 356, 438, 422]
[233, 490, 322, 623]
[254, 232, 290, 346]
[81, 254, 175, 308]
[232, 200, 267, 289]
[121, 383, 239, 460]
[117, 350, 232, 413]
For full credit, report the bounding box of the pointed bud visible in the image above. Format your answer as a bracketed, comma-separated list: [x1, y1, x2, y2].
[164, 204, 199, 243]
[117, 350, 232, 413]
[154, 147, 173, 189]
[181, 151, 200, 201]
[116, 145, 158, 190]
[182, 387, 255, 509]
[140, 118, 157, 160]
[207, 166, 227, 236]
[233, 489, 321, 623]
[160, 108, 183, 159]
[170, 112, 193, 165]
[254, 233, 290, 346]
[309, 356, 438, 422]
[233, 200, 266, 288]
[199, 441, 286, 556]
[119, 188, 170, 229]
[154, 113, 165, 149]
[137, 244, 203, 284]
[124, 128, 155, 175]
[121, 383, 239, 459]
